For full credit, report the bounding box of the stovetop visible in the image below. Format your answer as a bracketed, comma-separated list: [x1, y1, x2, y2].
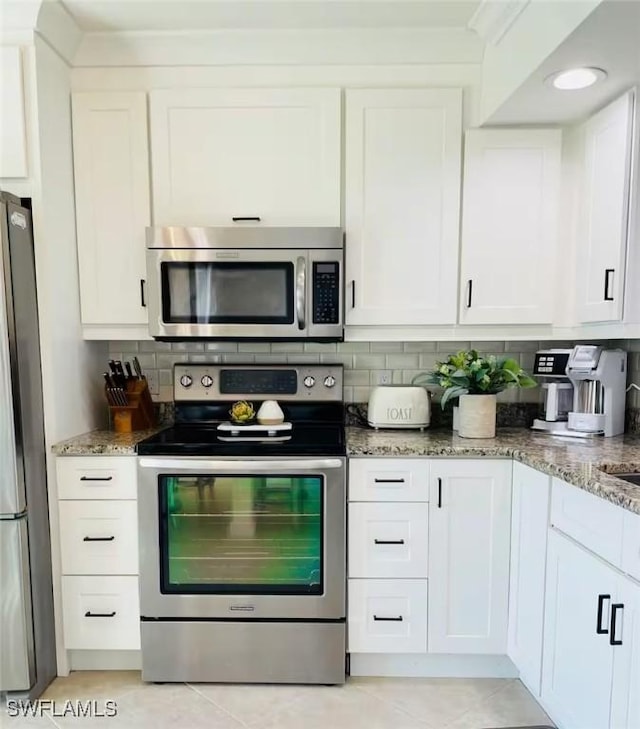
[137, 422, 345, 457]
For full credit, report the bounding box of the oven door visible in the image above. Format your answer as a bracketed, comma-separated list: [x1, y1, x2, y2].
[146, 248, 307, 339]
[138, 457, 345, 620]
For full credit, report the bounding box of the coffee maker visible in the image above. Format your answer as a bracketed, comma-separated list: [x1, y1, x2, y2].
[566, 345, 626, 437]
[531, 349, 575, 435]
[531, 346, 627, 437]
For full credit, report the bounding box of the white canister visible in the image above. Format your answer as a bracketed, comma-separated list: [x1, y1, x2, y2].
[257, 400, 285, 425]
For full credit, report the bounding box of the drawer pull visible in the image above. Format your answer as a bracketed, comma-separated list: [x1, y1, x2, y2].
[610, 603, 624, 646]
[84, 611, 116, 618]
[373, 478, 405, 484]
[373, 615, 403, 622]
[83, 536, 115, 542]
[374, 539, 405, 545]
[438, 477, 442, 508]
[596, 593, 611, 634]
[80, 476, 113, 482]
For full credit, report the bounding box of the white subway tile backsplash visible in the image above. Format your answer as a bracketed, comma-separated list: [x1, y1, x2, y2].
[109, 341, 139, 353]
[172, 341, 204, 352]
[386, 354, 419, 369]
[156, 353, 187, 369]
[437, 341, 469, 352]
[206, 342, 238, 352]
[320, 353, 354, 367]
[272, 342, 304, 353]
[238, 342, 270, 352]
[370, 342, 403, 353]
[345, 369, 370, 386]
[403, 341, 437, 352]
[304, 342, 337, 353]
[337, 342, 369, 353]
[353, 354, 386, 369]
[505, 341, 539, 352]
[222, 354, 256, 363]
[285, 354, 320, 364]
[139, 340, 171, 352]
[353, 386, 371, 402]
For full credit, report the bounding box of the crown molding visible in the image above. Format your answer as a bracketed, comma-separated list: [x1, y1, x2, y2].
[468, 0, 530, 46]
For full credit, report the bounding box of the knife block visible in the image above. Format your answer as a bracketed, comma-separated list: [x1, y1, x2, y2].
[107, 379, 156, 433]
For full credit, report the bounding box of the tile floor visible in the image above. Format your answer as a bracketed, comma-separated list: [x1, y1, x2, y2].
[2, 673, 554, 729]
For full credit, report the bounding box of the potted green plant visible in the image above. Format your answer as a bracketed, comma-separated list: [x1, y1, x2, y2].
[412, 350, 537, 438]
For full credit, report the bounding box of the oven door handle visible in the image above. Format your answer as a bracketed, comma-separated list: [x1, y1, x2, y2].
[138, 458, 344, 471]
[296, 256, 306, 331]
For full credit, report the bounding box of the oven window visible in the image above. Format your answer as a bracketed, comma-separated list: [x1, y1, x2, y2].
[160, 262, 294, 324]
[159, 474, 323, 595]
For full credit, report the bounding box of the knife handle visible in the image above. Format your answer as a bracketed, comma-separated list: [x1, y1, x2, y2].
[125, 361, 134, 379]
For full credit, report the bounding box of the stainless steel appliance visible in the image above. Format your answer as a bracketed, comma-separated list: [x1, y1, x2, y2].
[367, 385, 431, 430]
[145, 226, 344, 341]
[531, 349, 574, 436]
[136, 364, 346, 684]
[566, 345, 627, 437]
[0, 192, 56, 697]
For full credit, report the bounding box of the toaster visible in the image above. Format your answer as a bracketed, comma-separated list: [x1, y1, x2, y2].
[367, 386, 431, 430]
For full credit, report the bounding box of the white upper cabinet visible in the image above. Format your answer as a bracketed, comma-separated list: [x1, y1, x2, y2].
[428, 459, 512, 654]
[1, 46, 28, 178]
[72, 92, 150, 330]
[459, 129, 561, 325]
[576, 90, 635, 323]
[344, 89, 462, 326]
[149, 88, 341, 226]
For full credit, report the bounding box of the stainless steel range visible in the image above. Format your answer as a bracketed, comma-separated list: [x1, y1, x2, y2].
[136, 364, 346, 684]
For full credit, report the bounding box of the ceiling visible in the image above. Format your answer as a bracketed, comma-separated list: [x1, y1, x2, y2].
[59, 0, 482, 32]
[488, 0, 640, 125]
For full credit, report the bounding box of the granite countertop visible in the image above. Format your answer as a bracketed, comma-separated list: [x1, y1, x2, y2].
[52, 427, 165, 456]
[347, 426, 640, 516]
[51, 425, 640, 515]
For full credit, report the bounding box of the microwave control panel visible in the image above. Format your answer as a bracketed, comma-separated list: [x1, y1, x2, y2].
[312, 262, 340, 324]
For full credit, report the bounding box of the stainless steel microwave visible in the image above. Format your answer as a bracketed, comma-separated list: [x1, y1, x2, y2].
[145, 226, 344, 341]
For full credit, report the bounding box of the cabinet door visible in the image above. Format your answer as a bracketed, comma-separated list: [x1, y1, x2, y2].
[576, 90, 634, 323]
[459, 129, 561, 325]
[344, 89, 462, 326]
[72, 92, 150, 327]
[149, 88, 340, 226]
[542, 530, 616, 729]
[508, 463, 550, 697]
[611, 576, 640, 729]
[428, 459, 512, 653]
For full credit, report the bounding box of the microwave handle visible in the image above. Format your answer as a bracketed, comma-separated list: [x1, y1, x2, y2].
[296, 256, 306, 330]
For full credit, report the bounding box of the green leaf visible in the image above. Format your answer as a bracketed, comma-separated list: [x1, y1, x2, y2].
[441, 386, 468, 409]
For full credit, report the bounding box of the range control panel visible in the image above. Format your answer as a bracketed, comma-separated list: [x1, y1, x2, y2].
[312, 262, 340, 325]
[174, 364, 344, 402]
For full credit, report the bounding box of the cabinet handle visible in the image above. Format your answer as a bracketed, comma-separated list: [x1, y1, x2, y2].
[373, 615, 403, 622]
[596, 593, 611, 634]
[80, 476, 113, 482]
[604, 269, 615, 301]
[466, 279, 473, 308]
[350, 280, 356, 309]
[610, 603, 624, 645]
[83, 536, 115, 542]
[373, 478, 405, 484]
[140, 279, 146, 307]
[374, 539, 405, 545]
[84, 611, 116, 618]
[232, 216, 261, 222]
[438, 477, 442, 508]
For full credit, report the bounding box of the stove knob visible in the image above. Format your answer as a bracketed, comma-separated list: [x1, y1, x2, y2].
[323, 375, 336, 388]
[179, 374, 193, 388]
[303, 375, 316, 388]
[201, 375, 214, 388]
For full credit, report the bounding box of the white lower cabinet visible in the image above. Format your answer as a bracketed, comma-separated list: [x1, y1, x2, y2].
[542, 529, 633, 729]
[428, 460, 512, 654]
[507, 463, 550, 697]
[61, 576, 140, 650]
[348, 579, 428, 653]
[348, 502, 428, 579]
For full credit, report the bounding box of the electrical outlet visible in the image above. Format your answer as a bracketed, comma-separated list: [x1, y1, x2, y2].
[377, 370, 392, 385]
[145, 370, 160, 397]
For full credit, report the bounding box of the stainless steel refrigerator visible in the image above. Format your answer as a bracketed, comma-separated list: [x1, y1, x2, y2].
[0, 191, 56, 697]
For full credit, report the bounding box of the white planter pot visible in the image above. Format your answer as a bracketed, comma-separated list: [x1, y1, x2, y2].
[452, 405, 459, 432]
[458, 394, 497, 439]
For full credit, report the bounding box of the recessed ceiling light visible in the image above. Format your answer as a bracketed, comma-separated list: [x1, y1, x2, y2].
[546, 67, 607, 90]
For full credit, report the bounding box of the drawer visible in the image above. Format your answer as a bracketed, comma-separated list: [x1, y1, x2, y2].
[622, 510, 640, 582]
[551, 478, 624, 568]
[348, 579, 428, 653]
[59, 501, 138, 575]
[57, 456, 137, 500]
[349, 458, 429, 502]
[348, 502, 428, 578]
[62, 576, 140, 650]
